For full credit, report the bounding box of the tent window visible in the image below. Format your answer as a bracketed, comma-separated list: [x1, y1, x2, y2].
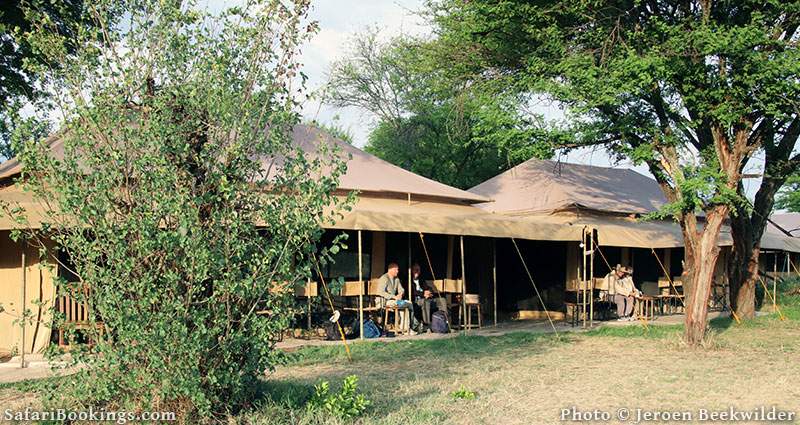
[319, 230, 371, 281]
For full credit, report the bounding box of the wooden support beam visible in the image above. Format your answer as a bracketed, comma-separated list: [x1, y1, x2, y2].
[493, 238, 498, 327]
[358, 230, 364, 340]
[460, 236, 467, 335]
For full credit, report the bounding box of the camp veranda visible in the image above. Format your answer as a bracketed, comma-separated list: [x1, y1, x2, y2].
[559, 406, 796, 422]
[3, 407, 176, 423]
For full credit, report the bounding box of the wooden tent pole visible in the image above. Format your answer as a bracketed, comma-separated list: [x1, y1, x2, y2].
[460, 236, 467, 335]
[307, 277, 312, 331]
[407, 232, 412, 335]
[773, 252, 778, 311]
[493, 238, 498, 327]
[20, 245, 27, 369]
[581, 229, 587, 328]
[358, 230, 364, 340]
[407, 232, 412, 309]
[589, 230, 594, 328]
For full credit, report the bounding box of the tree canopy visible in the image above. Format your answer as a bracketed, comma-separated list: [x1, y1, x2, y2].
[0, 0, 92, 158]
[776, 174, 800, 212]
[324, 30, 560, 189]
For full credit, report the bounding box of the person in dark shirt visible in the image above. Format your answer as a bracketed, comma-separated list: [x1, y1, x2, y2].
[410, 263, 448, 331]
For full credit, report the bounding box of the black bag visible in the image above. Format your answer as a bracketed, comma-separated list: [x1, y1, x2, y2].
[324, 321, 339, 341]
[430, 310, 449, 333]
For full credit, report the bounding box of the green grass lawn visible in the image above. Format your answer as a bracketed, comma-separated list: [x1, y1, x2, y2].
[249, 284, 800, 424]
[2, 282, 799, 424]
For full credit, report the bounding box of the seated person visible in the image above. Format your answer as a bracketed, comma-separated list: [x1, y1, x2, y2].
[410, 263, 448, 331]
[606, 264, 641, 321]
[377, 262, 419, 335]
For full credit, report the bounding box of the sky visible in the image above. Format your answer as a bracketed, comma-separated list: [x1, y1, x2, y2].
[298, 0, 429, 143]
[291, 1, 780, 198]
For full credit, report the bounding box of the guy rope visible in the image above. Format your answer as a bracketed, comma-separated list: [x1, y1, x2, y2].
[311, 252, 352, 361]
[649, 248, 686, 308]
[758, 275, 786, 321]
[510, 238, 560, 338]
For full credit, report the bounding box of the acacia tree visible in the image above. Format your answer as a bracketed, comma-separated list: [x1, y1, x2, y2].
[325, 30, 558, 189]
[431, 0, 800, 344]
[776, 174, 800, 213]
[5, 0, 348, 418]
[729, 130, 799, 319]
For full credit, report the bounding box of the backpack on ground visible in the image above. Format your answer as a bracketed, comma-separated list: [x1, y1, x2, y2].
[350, 319, 381, 339]
[362, 319, 381, 338]
[430, 310, 449, 333]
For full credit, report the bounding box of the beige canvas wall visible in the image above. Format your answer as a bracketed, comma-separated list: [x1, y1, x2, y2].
[0, 231, 56, 354]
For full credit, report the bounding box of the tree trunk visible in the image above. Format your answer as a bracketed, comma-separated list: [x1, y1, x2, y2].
[684, 209, 726, 345]
[728, 173, 783, 320]
[728, 213, 758, 319]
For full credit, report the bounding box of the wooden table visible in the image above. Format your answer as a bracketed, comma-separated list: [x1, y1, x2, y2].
[635, 295, 656, 320]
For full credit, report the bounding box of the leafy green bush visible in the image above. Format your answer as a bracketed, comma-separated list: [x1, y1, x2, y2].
[6, 0, 351, 420]
[450, 386, 476, 400]
[307, 375, 371, 419]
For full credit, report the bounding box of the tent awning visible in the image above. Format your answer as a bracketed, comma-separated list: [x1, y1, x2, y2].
[4, 186, 797, 252]
[0, 188, 584, 242]
[326, 197, 584, 241]
[517, 214, 693, 249]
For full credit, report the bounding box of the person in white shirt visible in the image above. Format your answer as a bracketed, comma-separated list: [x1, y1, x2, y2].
[606, 265, 641, 321]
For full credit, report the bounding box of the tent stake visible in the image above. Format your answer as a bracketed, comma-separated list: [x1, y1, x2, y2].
[358, 230, 364, 340]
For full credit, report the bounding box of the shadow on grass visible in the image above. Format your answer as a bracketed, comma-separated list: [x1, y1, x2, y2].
[284, 331, 564, 368]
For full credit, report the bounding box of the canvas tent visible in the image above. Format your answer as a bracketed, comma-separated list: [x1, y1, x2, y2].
[469, 158, 800, 324]
[0, 125, 585, 352]
[470, 158, 800, 253]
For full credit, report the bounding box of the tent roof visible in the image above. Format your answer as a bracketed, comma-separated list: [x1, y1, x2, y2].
[0, 125, 489, 204]
[469, 158, 665, 215]
[468, 158, 800, 252]
[286, 126, 488, 204]
[767, 213, 800, 238]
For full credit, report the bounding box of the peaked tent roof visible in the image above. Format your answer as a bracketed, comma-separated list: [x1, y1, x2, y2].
[285, 125, 488, 203]
[469, 158, 665, 215]
[0, 125, 489, 204]
[767, 213, 800, 238]
[470, 159, 800, 252]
